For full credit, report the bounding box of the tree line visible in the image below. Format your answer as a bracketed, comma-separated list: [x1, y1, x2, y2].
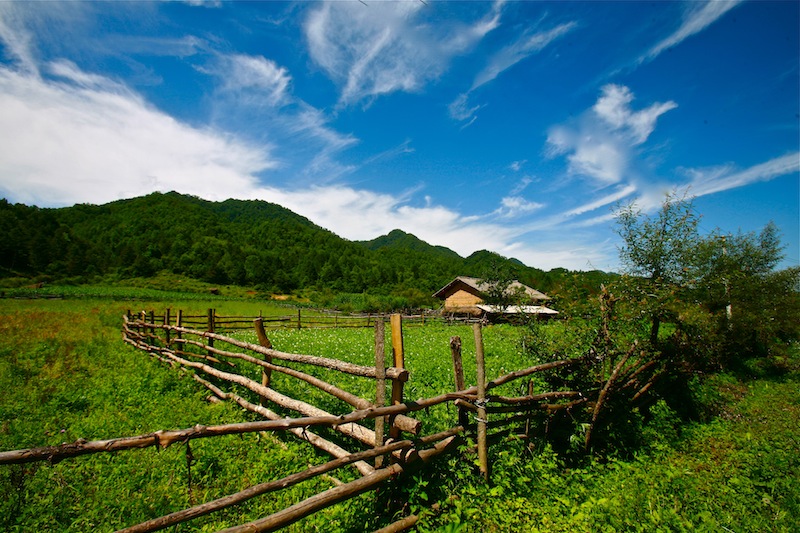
[0, 191, 613, 305]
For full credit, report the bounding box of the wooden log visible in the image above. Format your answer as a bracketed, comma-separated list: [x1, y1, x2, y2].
[207, 308, 215, 349]
[389, 314, 405, 440]
[449, 335, 469, 429]
[473, 323, 488, 482]
[151, 322, 409, 381]
[116, 435, 430, 533]
[372, 514, 418, 533]
[160, 348, 380, 448]
[254, 318, 273, 408]
[0, 383, 476, 465]
[216, 427, 463, 533]
[167, 335, 420, 434]
[164, 308, 171, 345]
[192, 374, 375, 477]
[374, 318, 386, 468]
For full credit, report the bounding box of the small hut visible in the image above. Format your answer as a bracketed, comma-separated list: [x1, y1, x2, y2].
[433, 276, 557, 319]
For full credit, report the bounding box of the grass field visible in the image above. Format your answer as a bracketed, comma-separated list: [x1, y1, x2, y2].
[1, 296, 798, 532]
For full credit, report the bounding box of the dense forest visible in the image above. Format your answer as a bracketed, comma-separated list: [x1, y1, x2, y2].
[0, 192, 614, 305]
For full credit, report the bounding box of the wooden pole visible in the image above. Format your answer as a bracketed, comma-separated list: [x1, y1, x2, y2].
[450, 336, 468, 427]
[164, 308, 171, 346]
[207, 309, 215, 349]
[254, 318, 273, 407]
[374, 318, 386, 468]
[297, 309, 301, 330]
[389, 313, 405, 440]
[175, 310, 183, 342]
[473, 322, 489, 482]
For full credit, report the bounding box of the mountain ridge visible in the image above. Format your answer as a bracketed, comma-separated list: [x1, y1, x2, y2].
[0, 191, 615, 302]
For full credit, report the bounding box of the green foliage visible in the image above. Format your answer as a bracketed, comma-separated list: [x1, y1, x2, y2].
[0, 193, 614, 309]
[1, 298, 799, 531]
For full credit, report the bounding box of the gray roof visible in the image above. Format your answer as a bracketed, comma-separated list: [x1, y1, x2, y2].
[433, 276, 550, 300]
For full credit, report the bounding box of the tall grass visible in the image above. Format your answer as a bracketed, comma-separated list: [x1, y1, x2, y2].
[1, 297, 797, 531]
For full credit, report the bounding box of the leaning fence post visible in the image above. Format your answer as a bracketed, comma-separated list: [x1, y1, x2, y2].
[389, 313, 405, 440]
[374, 318, 386, 468]
[450, 336, 468, 427]
[473, 322, 489, 482]
[254, 318, 273, 408]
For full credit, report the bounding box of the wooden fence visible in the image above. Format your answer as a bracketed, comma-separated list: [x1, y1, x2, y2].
[145, 308, 447, 333]
[0, 306, 663, 532]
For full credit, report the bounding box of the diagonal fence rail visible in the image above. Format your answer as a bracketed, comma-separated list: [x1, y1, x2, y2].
[0, 308, 666, 532]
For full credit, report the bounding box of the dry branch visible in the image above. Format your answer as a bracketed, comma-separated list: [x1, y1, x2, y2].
[192, 375, 375, 477]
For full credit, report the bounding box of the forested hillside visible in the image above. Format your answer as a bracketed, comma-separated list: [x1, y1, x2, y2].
[0, 192, 614, 303]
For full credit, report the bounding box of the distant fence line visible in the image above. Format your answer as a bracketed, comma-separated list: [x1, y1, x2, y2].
[130, 308, 480, 333]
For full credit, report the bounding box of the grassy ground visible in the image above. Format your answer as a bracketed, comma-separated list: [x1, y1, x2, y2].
[1, 296, 797, 531]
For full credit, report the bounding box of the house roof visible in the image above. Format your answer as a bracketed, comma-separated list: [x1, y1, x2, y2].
[476, 304, 559, 315]
[433, 276, 550, 300]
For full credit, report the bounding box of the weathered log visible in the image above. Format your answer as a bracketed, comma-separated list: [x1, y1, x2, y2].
[116, 437, 422, 533]
[474, 323, 488, 482]
[155, 346, 380, 447]
[216, 427, 462, 533]
[372, 514, 419, 533]
[170, 334, 420, 434]
[192, 375, 375, 477]
[126, 317, 408, 381]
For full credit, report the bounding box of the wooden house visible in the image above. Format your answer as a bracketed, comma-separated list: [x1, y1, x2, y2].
[433, 276, 557, 318]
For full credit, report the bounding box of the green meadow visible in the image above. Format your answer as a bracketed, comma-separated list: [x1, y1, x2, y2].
[1, 296, 798, 532]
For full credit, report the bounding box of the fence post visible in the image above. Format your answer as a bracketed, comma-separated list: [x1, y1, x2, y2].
[148, 310, 155, 344]
[175, 309, 183, 342]
[450, 336, 468, 427]
[164, 308, 171, 346]
[254, 318, 273, 408]
[374, 318, 386, 468]
[140, 311, 148, 345]
[525, 380, 534, 440]
[389, 313, 405, 440]
[207, 308, 215, 349]
[297, 310, 301, 330]
[473, 322, 489, 482]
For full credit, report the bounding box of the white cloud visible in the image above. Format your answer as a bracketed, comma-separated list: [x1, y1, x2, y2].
[642, 0, 743, 63]
[681, 153, 800, 198]
[494, 196, 545, 218]
[448, 93, 482, 121]
[471, 21, 577, 91]
[509, 160, 527, 172]
[565, 184, 637, 217]
[0, 3, 39, 75]
[0, 64, 273, 206]
[304, 1, 501, 106]
[546, 84, 677, 186]
[221, 54, 292, 107]
[593, 84, 677, 144]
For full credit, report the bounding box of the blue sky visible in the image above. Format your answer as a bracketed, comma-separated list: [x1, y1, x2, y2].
[0, 1, 797, 272]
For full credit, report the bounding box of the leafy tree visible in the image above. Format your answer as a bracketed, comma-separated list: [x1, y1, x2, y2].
[614, 192, 700, 344]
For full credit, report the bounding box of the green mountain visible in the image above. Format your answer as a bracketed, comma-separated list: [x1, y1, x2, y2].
[0, 192, 615, 302]
[359, 229, 462, 260]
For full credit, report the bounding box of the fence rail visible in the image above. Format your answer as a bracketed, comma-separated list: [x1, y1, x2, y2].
[0, 305, 664, 532]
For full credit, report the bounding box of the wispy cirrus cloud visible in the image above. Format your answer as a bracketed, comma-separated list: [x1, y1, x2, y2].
[642, 0, 743, 63]
[471, 20, 577, 91]
[450, 19, 576, 127]
[304, 1, 501, 107]
[680, 153, 800, 199]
